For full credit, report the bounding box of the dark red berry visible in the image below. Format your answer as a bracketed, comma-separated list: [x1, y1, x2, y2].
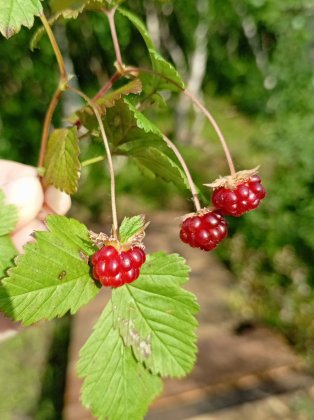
[212, 176, 266, 217]
[180, 211, 228, 251]
[91, 245, 146, 288]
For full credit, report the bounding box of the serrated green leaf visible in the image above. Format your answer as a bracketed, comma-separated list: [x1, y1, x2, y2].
[0, 190, 18, 236]
[44, 127, 81, 195]
[118, 8, 185, 92]
[0, 0, 43, 39]
[101, 99, 190, 190]
[119, 215, 146, 243]
[112, 252, 199, 377]
[77, 79, 142, 130]
[0, 236, 17, 278]
[0, 215, 99, 325]
[140, 253, 190, 286]
[78, 303, 163, 420]
[131, 146, 190, 189]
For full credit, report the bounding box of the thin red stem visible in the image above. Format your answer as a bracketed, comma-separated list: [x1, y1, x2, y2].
[38, 88, 62, 168]
[92, 70, 122, 101]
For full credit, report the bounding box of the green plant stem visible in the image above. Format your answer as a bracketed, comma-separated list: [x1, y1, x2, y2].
[40, 14, 67, 83]
[68, 85, 119, 238]
[104, 7, 123, 71]
[123, 66, 236, 176]
[38, 14, 68, 169]
[162, 134, 201, 212]
[81, 155, 105, 167]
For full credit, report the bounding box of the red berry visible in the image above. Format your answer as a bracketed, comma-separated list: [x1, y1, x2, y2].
[212, 176, 266, 217]
[180, 211, 228, 251]
[91, 245, 146, 288]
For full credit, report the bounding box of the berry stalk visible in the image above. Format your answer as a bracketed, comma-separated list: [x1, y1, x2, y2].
[68, 86, 119, 238]
[162, 134, 201, 212]
[183, 89, 236, 176]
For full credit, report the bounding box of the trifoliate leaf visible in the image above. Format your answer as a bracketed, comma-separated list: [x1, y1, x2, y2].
[0, 190, 18, 236]
[118, 8, 185, 92]
[78, 303, 163, 420]
[0, 215, 99, 325]
[44, 127, 81, 195]
[77, 79, 142, 130]
[119, 215, 147, 244]
[0, 236, 17, 278]
[112, 253, 199, 377]
[0, 0, 43, 39]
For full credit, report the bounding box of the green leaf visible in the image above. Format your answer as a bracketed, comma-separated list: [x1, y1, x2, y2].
[49, 0, 105, 19]
[112, 253, 199, 377]
[0, 0, 43, 39]
[119, 215, 147, 244]
[44, 127, 81, 195]
[0, 236, 17, 278]
[101, 99, 190, 190]
[140, 252, 190, 286]
[78, 303, 163, 420]
[0, 190, 18, 236]
[77, 79, 142, 130]
[0, 215, 99, 325]
[118, 8, 185, 92]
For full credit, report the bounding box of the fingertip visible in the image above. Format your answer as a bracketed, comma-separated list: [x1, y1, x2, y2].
[44, 186, 71, 215]
[11, 219, 46, 254]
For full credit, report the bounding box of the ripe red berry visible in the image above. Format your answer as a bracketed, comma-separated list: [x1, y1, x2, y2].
[180, 211, 228, 251]
[212, 175, 266, 217]
[91, 245, 146, 288]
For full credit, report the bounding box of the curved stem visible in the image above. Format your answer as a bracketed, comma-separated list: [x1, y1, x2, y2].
[104, 7, 123, 70]
[162, 134, 201, 212]
[68, 86, 118, 237]
[123, 65, 236, 176]
[38, 87, 63, 168]
[40, 14, 67, 82]
[183, 89, 236, 176]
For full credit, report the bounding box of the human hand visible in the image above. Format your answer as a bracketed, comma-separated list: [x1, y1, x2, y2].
[0, 159, 71, 253]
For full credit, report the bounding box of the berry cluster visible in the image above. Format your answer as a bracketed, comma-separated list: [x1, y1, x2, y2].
[91, 245, 146, 288]
[180, 211, 228, 251]
[212, 175, 266, 217]
[180, 172, 266, 252]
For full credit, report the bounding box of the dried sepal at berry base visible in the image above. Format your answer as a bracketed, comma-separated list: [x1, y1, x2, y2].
[180, 208, 228, 251]
[88, 217, 149, 288]
[205, 167, 266, 217]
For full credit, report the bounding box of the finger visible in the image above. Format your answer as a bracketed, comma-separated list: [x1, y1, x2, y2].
[44, 185, 71, 215]
[2, 177, 44, 230]
[11, 219, 46, 254]
[0, 160, 37, 185]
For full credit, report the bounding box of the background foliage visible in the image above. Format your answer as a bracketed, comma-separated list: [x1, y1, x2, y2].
[0, 0, 313, 377]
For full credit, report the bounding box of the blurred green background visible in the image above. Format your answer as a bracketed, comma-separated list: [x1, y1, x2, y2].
[0, 0, 314, 418]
